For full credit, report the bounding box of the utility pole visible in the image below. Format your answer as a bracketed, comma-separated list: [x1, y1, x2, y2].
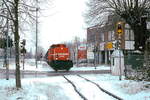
[76, 43, 79, 67]
[5, 12, 9, 80]
[94, 35, 98, 69]
[35, 0, 38, 68]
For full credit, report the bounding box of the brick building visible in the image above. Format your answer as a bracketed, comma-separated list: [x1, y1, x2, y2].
[87, 15, 135, 64]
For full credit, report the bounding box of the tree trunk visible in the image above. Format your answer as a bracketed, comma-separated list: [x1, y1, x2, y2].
[133, 25, 144, 50]
[132, 18, 147, 51]
[14, 0, 21, 89]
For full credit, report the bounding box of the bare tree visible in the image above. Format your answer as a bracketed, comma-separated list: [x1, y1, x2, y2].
[85, 0, 150, 51]
[0, 0, 21, 88]
[0, 0, 51, 89]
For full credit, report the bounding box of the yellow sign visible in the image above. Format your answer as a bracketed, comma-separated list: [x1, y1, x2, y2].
[106, 42, 113, 49]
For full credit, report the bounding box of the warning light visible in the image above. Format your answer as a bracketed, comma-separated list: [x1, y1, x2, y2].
[117, 22, 124, 35]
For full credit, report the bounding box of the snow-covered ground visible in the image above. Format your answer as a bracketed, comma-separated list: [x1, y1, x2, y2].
[0, 59, 150, 100]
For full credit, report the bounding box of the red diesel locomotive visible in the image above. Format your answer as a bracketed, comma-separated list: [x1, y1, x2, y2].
[46, 44, 73, 71]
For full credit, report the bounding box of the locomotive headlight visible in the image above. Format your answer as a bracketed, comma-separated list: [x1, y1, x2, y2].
[56, 58, 58, 60]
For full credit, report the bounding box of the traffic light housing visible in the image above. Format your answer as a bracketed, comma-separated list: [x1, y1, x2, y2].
[116, 22, 124, 35]
[20, 47, 26, 54]
[93, 46, 98, 52]
[20, 39, 26, 54]
[8, 36, 13, 47]
[0, 39, 5, 48]
[116, 39, 122, 49]
[9, 39, 13, 47]
[21, 39, 26, 46]
[0, 38, 13, 48]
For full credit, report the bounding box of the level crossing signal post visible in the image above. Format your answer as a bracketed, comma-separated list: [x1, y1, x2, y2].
[20, 39, 26, 70]
[116, 21, 124, 80]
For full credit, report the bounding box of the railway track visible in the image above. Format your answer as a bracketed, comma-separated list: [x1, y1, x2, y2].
[0, 69, 110, 78]
[63, 75, 123, 100]
[47, 70, 110, 76]
[77, 75, 123, 100]
[63, 75, 88, 100]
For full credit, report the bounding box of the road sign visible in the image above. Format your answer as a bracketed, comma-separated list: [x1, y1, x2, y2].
[106, 42, 113, 49]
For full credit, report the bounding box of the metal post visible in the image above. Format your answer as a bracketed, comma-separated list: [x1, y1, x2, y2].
[76, 44, 79, 67]
[119, 49, 122, 80]
[94, 49, 96, 69]
[23, 53, 25, 70]
[116, 21, 124, 80]
[94, 46, 97, 69]
[86, 43, 88, 67]
[35, 0, 38, 68]
[9, 37, 12, 58]
[118, 36, 122, 81]
[6, 12, 9, 80]
[105, 50, 107, 65]
[73, 51, 75, 64]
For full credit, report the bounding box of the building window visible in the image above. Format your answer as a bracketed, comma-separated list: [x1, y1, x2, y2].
[125, 29, 134, 40]
[125, 30, 130, 40]
[130, 30, 134, 40]
[101, 33, 104, 41]
[108, 31, 111, 41]
[111, 31, 115, 40]
[108, 31, 115, 41]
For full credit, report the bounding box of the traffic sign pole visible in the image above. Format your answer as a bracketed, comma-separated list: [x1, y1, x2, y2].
[116, 21, 124, 80]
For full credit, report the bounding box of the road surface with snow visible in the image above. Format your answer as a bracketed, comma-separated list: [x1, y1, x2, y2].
[0, 59, 150, 100]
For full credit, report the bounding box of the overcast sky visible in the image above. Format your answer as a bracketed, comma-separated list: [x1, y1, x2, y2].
[39, 0, 88, 50]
